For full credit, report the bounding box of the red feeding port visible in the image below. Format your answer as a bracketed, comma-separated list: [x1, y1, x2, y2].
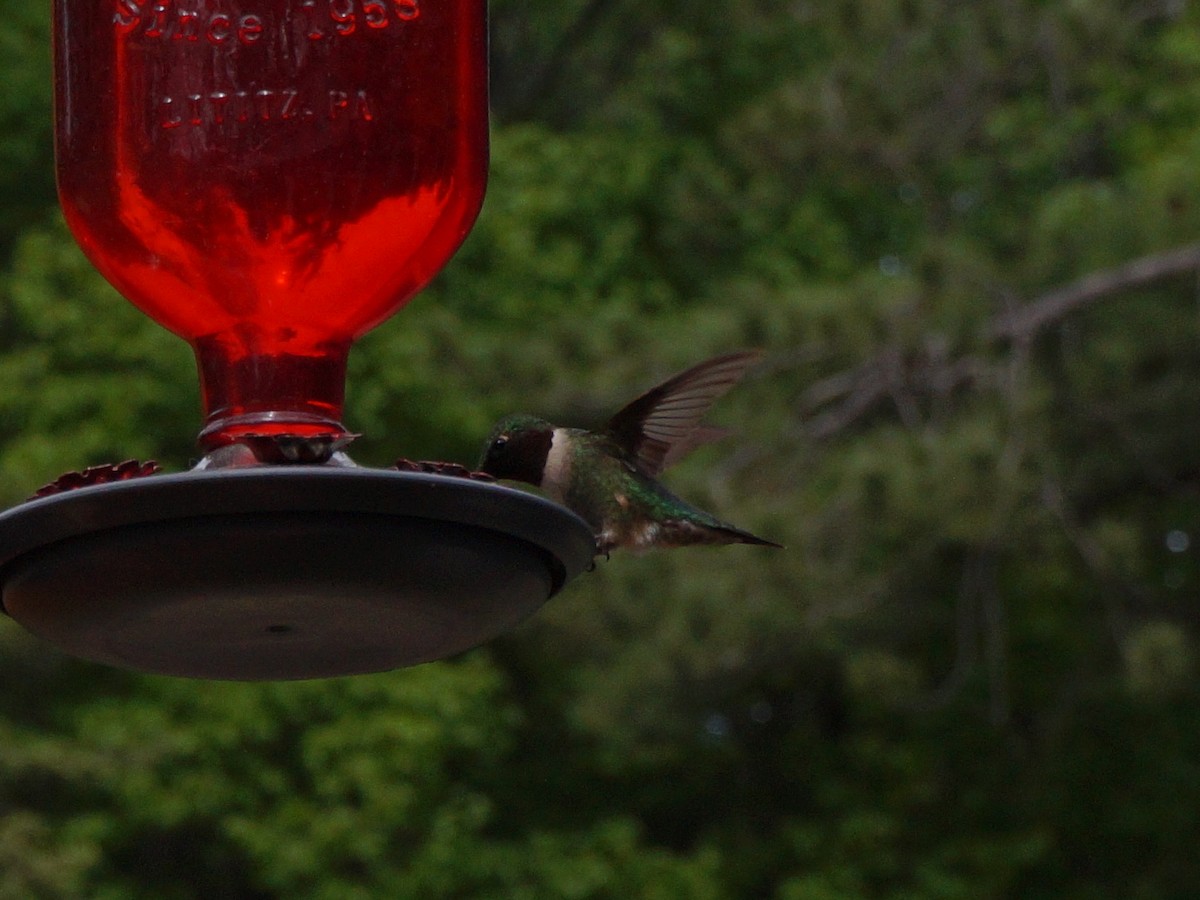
[55, 0, 489, 448]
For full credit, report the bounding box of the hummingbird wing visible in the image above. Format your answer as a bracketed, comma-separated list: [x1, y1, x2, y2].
[605, 350, 763, 478]
[658, 424, 734, 470]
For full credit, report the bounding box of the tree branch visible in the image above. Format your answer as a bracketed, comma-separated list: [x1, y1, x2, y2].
[989, 242, 1200, 341]
[798, 241, 1200, 439]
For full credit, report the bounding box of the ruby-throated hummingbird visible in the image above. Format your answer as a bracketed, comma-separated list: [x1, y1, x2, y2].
[478, 350, 782, 555]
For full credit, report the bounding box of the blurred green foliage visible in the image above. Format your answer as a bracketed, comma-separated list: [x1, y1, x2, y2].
[4, 0, 1200, 896]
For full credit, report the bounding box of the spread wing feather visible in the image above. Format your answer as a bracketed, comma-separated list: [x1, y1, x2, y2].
[606, 350, 763, 477]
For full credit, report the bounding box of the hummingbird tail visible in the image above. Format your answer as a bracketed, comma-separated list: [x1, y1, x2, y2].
[661, 516, 783, 549]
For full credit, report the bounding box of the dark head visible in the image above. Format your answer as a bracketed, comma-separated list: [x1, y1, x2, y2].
[477, 414, 555, 486]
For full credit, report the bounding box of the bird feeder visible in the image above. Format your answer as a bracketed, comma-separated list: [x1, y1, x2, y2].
[0, 0, 594, 679]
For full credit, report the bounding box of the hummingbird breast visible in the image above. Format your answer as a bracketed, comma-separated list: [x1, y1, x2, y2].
[539, 428, 574, 503]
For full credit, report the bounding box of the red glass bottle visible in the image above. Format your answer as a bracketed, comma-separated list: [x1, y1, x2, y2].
[54, 0, 489, 448]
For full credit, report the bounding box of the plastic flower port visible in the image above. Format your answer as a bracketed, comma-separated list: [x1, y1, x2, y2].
[32, 460, 161, 500]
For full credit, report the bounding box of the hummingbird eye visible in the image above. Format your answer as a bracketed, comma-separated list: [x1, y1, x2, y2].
[491, 434, 509, 453]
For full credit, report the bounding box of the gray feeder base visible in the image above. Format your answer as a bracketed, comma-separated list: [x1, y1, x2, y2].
[0, 468, 595, 680]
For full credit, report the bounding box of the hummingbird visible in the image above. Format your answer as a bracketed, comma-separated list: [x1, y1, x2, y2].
[478, 350, 782, 555]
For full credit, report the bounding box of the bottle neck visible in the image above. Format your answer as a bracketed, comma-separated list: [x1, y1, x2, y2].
[193, 335, 350, 452]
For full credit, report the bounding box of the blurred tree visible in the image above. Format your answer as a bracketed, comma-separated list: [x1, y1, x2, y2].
[0, 0, 54, 261]
[4, 0, 1200, 896]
